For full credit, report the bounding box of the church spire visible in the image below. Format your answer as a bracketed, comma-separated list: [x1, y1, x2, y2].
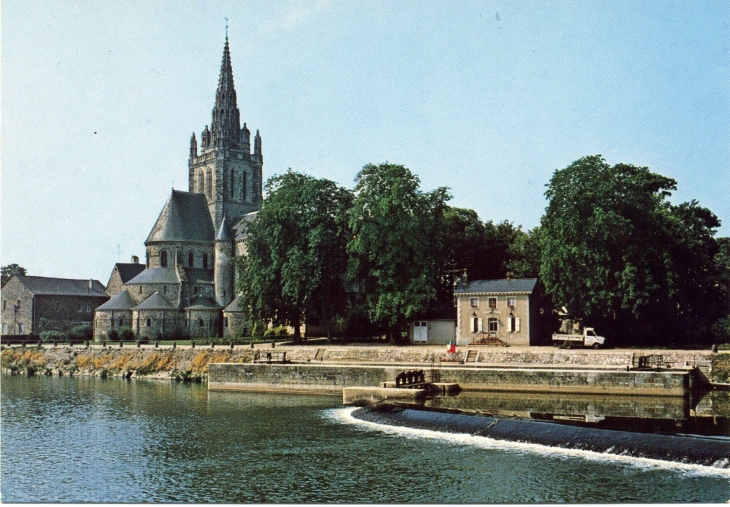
[210, 35, 241, 148]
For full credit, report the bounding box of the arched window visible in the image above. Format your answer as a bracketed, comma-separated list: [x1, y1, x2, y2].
[146, 250, 150, 268]
[163, 286, 167, 294]
[224, 317, 229, 328]
[160, 250, 168, 268]
[203, 253, 209, 269]
[188, 251, 194, 267]
[206, 170, 213, 199]
[231, 171, 235, 198]
[2, 300, 5, 311]
[119, 318, 124, 326]
[199, 318, 204, 327]
[17, 299, 21, 309]
[146, 317, 152, 327]
[139, 286, 143, 294]
[242, 172, 247, 200]
[199, 171, 205, 194]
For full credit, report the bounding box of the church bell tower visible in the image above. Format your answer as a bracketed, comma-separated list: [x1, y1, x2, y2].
[188, 35, 263, 232]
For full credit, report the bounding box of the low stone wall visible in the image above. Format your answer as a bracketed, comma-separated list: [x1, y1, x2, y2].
[208, 362, 692, 396]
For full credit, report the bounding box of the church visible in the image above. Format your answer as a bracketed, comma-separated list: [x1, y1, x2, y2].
[94, 36, 260, 341]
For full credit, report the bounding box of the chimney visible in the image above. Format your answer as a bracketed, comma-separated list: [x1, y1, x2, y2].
[131, 255, 139, 264]
[88, 279, 93, 293]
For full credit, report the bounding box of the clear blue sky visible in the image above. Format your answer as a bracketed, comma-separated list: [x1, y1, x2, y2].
[2, 1, 729, 283]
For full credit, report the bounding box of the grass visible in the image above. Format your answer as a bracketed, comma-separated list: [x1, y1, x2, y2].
[711, 353, 730, 383]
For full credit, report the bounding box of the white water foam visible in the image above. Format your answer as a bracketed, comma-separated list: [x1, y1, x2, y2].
[325, 407, 730, 478]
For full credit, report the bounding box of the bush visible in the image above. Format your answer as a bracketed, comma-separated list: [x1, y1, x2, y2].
[40, 330, 65, 343]
[264, 326, 289, 339]
[107, 329, 119, 342]
[68, 324, 93, 342]
[119, 327, 136, 342]
[712, 317, 730, 344]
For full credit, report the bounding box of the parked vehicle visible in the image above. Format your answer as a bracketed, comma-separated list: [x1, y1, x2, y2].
[552, 327, 606, 348]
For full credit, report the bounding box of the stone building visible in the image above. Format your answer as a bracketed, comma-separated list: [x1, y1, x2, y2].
[1, 275, 109, 336]
[94, 36, 261, 340]
[454, 278, 540, 346]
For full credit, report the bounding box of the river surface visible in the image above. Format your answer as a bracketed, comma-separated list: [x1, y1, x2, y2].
[2, 375, 729, 503]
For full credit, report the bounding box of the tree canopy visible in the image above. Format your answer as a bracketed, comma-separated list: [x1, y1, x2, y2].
[1, 264, 26, 287]
[236, 171, 353, 341]
[347, 163, 450, 340]
[540, 155, 724, 345]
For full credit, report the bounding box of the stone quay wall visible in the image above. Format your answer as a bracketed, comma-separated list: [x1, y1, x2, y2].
[208, 362, 692, 396]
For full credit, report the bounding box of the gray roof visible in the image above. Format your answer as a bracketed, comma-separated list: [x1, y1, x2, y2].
[134, 292, 178, 310]
[96, 290, 137, 311]
[182, 268, 214, 285]
[185, 295, 220, 310]
[223, 294, 245, 312]
[455, 278, 538, 295]
[146, 190, 215, 244]
[113, 263, 146, 283]
[231, 211, 258, 239]
[216, 216, 233, 241]
[15, 275, 107, 296]
[125, 268, 180, 285]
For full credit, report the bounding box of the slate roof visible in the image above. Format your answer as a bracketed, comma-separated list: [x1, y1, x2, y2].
[185, 295, 220, 310]
[15, 275, 107, 296]
[223, 294, 245, 312]
[146, 190, 215, 244]
[182, 268, 214, 285]
[454, 278, 538, 294]
[216, 216, 233, 241]
[114, 263, 146, 283]
[96, 290, 137, 311]
[134, 292, 178, 310]
[125, 268, 180, 285]
[231, 211, 258, 240]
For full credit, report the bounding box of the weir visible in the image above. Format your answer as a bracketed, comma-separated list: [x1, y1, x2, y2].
[352, 403, 730, 469]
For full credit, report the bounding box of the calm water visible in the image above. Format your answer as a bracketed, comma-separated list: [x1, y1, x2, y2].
[2, 375, 729, 503]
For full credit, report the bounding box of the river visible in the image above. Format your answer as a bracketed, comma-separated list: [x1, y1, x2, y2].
[2, 375, 729, 503]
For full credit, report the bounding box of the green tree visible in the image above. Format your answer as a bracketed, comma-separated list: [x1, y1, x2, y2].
[347, 163, 450, 342]
[540, 155, 722, 345]
[236, 171, 353, 342]
[508, 226, 543, 279]
[1, 264, 26, 287]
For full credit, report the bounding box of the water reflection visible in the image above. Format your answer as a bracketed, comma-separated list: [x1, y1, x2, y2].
[423, 390, 730, 437]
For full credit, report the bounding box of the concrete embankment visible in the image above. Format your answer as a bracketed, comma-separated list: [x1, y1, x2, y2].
[1, 344, 722, 395]
[208, 362, 694, 396]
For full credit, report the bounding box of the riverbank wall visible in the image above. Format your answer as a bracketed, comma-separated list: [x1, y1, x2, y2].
[1, 344, 722, 393]
[207, 362, 693, 396]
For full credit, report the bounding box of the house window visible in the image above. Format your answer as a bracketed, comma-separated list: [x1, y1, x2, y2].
[160, 250, 168, 268]
[469, 297, 479, 309]
[243, 172, 247, 200]
[488, 318, 499, 333]
[488, 297, 497, 309]
[203, 254, 209, 269]
[189, 252, 194, 267]
[507, 316, 521, 333]
[146, 318, 152, 327]
[2, 323, 7, 334]
[199, 318, 204, 327]
[507, 297, 516, 309]
[470, 316, 483, 333]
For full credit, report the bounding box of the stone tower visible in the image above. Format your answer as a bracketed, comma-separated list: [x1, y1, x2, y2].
[214, 216, 235, 306]
[188, 36, 263, 232]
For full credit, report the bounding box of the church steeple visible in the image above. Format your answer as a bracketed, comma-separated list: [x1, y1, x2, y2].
[210, 36, 241, 148]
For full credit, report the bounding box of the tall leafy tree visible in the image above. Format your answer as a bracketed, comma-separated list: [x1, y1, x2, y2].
[347, 163, 450, 341]
[1, 264, 26, 287]
[236, 171, 353, 342]
[540, 155, 722, 345]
